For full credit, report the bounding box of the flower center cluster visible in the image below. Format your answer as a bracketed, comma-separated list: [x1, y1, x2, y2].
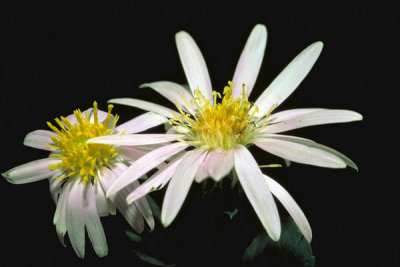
[170, 82, 274, 151]
[47, 102, 119, 183]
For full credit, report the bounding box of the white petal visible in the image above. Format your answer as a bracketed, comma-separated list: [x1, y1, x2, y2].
[54, 181, 71, 246]
[94, 179, 114, 217]
[207, 149, 234, 182]
[176, 31, 213, 101]
[254, 135, 346, 168]
[116, 146, 147, 162]
[24, 130, 56, 151]
[194, 153, 211, 183]
[85, 184, 108, 257]
[161, 149, 207, 227]
[254, 42, 324, 117]
[3, 158, 61, 184]
[116, 112, 168, 134]
[88, 133, 184, 146]
[264, 109, 363, 133]
[107, 142, 188, 197]
[232, 24, 267, 98]
[49, 171, 63, 203]
[268, 108, 325, 122]
[66, 180, 86, 258]
[140, 81, 194, 112]
[264, 175, 312, 242]
[131, 181, 155, 231]
[108, 98, 176, 118]
[234, 145, 281, 241]
[126, 156, 183, 204]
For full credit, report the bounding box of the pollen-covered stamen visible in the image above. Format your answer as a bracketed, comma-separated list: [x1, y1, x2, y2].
[47, 102, 119, 183]
[169, 81, 275, 150]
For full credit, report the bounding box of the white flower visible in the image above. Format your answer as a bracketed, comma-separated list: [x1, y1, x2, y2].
[89, 24, 362, 242]
[2, 102, 167, 257]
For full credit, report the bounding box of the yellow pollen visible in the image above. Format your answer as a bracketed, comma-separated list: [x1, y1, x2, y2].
[47, 101, 119, 184]
[169, 81, 275, 151]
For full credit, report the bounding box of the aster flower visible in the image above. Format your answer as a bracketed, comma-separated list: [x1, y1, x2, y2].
[2, 102, 167, 257]
[88, 24, 362, 242]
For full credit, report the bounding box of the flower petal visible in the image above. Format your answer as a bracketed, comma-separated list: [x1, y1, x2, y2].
[176, 31, 213, 101]
[254, 42, 324, 116]
[108, 98, 176, 118]
[161, 149, 207, 227]
[49, 171, 63, 203]
[85, 184, 108, 257]
[116, 112, 168, 134]
[3, 158, 61, 184]
[116, 146, 147, 162]
[264, 109, 363, 133]
[254, 135, 347, 168]
[106, 142, 188, 198]
[264, 174, 312, 243]
[24, 130, 56, 151]
[94, 179, 114, 217]
[87, 133, 184, 146]
[194, 153, 211, 183]
[131, 181, 155, 231]
[54, 181, 71, 246]
[207, 149, 234, 182]
[232, 24, 267, 98]
[234, 145, 281, 241]
[268, 108, 325, 122]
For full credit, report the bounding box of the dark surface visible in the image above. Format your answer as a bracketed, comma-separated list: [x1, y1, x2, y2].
[0, 1, 398, 266]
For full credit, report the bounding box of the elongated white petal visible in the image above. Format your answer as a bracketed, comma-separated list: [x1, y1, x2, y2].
[108, 98, 176, 118]
[264, 109, 363, 133]
[176, 31, 213, 101]
[94, 179, 113, 217]
[116, 146, 147, 162]
[254, 135, 346, 168]
[24, 130, 56, 151]
[131, 181, 155, 231]
[49, 171, 63, 203]
[116, 112, 168, 134]
[3, 158, 61, 184]
[268, 108, 325, 122]
[85, 185, 108, 257]
[194, 153, 211, 183]
[234, 145, 281, 241]
[140, 81, 194, 112]
[127, 156, 183, 204]
[88, 133, 184, 146]
[161, 149, 207, 226]
[207, 149, 234, 181]
[54, 181, 71, 246]
[66, 180, 86, 258]
[232, 24, 267, 98]
[254, 42, 324, 116]
[264, 175, 312, 242]
[107, 142, 188, 197]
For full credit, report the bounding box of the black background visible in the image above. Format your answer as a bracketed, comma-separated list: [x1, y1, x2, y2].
[0, 1, 398, 266]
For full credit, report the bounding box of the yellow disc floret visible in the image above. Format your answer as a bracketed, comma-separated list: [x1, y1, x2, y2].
[170, 81, 276, 151]
[47, 102, 119, 183]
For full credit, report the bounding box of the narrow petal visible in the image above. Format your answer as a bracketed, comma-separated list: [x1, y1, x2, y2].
[161, 149, 207, 227]
[264, 175, 312, 242]
[94, 180, 114, 217]
[194, 153, 211, 183]
[234, 145, 281, 241]
[88, 133, 184, 146]
[108, 98, 176, 118]
[254, 135, 347, 168]
[66, 180, 86, 258]
[140, 81, 194, 112]
[264, 109, 363, 133]
[254, 42, 324, 116]
[232, 24, 267, 98]
[207, 149, 234, 182]
[106, 142, 188, 198]
[85, 185, 108, 257]
[116, 112, 168, 134]
[3, 158, 61, 184]
[176, 31, 213, 100]
[24, 130, 56, 151]
[131, 181, 155, 231]
[268, 108, 325, 122]
[126, 156, 183, 204]
[49, 171, 63, 203]
[116, 146, 147, 163]
[54, 181, 71, 246]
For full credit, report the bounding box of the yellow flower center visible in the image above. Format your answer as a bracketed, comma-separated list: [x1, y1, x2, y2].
[47, 102, 119, 183]
[170, 81, 275, 151]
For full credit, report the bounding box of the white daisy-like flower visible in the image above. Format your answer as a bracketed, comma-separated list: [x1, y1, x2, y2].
[88, 24, 362, 242]
[2, 102, 168, 258]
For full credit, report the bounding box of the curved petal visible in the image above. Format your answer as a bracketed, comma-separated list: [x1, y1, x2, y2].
[207, 149, 234, 181]
[24, 130, 56, 151]
[108, 98, 176, 118]
[53, 181, 71, 246]
[3, 158, 61, 184]
[268, 108, 325, 122]
[131, 181, 155, 231]
[49, 170, 63, 203]
[234, 145, 281, 241]
[194, 153, 211, 183]
[232, 24, 267, 98]
[116, 146, 147, 162]
[94, 179, 114, 217]
[116, 112, 168, 134]
[264, 175, 312, 243]
[161, 149, 207, 227]
[88, 133, 184, 146]
[176, 31, 213, 101]
[254, 42, 324, 117]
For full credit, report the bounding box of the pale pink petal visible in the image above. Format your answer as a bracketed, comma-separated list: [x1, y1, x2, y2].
[24, 130, 56, 152]
[53, 180, 71, 246]
[131, 181, 155, 231]
[87, 133, 184, 146]
[49, 170, 63, 203]
[268, 108, 325, 122]
[116, 146, 147, 163]
[116, 112, 168, 134]
[108, 98, 176, 118]
[207, 149, 234, 181]
[194, 153, 211, 183]
[94, 179, 114, 217]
